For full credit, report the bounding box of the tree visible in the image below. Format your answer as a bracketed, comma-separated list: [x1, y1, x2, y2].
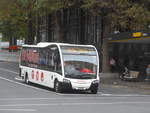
[0, 0, 28, 45]
[82, 0, 150, 72]
[0, 0, 62, 44]
[0, 0, 150, 71]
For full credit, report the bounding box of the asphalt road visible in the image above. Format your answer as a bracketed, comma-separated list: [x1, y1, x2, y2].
[0, 61, 150, 113]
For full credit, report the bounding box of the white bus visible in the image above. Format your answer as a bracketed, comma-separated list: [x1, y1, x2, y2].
[19, 42, 100, 94]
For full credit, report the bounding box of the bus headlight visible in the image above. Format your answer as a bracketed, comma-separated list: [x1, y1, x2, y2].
[63, 78, 71, 83]
[92, 80, 99, 84]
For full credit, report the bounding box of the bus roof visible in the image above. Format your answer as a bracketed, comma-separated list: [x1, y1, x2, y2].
[22, 42, 95, 48]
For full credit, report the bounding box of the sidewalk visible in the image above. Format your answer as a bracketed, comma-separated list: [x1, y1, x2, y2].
[0, 50, 19, 62]
[100, 73, 150, 94]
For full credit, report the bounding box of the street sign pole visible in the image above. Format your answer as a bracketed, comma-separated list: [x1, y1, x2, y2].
[0, 33, 2, 51]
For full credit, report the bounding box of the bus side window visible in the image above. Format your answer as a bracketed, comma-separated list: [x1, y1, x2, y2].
[21, 47, 26, 66]
[39, 48, 46, 69]
[53, 49, 61, 73]
[47, 48, 55, 70]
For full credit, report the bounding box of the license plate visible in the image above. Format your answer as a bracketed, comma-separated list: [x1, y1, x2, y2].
[76, 87, 86, 90]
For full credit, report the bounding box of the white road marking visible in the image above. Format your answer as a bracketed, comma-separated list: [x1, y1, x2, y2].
[0, 93, 149, 101]
[99, 93, 150, 97]
[0, 68, 18, 74]
[0, 97, 105, 101]
[15, 77, 23, 81]
[100, 93, 113, 96]
[0, 76, 51, 93]
[0, 109, 36, 112]
[102, 94, 150, 97]
[57, 92, 150, 97]
[56, 93, 110, 96]
[0, 101, 150, 107]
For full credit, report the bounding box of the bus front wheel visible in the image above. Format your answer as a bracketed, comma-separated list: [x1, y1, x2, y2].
[91, 88, 98, 94]
[54, 81, 62, 93]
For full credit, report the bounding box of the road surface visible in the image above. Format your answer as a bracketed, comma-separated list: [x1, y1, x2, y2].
[0, 61, 149, 113]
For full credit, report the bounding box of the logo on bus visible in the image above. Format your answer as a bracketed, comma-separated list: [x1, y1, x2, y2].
[32, 70, 34, 79]
[36, 71, 39, 81]
[41, 72, 44, 81]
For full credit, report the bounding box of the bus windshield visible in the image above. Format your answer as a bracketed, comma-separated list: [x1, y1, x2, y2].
[61, 46, 97, 79]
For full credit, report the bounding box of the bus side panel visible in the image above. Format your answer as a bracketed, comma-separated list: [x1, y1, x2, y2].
[20, 66, 63, 89]
[20, 45, 64, 89]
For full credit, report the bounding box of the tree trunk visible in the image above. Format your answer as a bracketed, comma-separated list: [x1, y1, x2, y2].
[25, 13, 35, 44]
[54, 10, 66, 43]
[101, 16, 111, 72]
[102, 39, 110, 72]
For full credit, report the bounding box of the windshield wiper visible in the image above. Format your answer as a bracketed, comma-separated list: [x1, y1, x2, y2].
[80, 74, 96, 79]
[65, 74, 79, 78]
[65, 73, 96, 79]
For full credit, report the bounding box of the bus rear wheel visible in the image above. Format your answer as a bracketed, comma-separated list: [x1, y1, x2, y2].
[25, 74, 29, 84]
[54, 81, 62, 93]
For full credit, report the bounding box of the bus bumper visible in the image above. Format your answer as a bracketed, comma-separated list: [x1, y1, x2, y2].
[60, 81, 99, 92]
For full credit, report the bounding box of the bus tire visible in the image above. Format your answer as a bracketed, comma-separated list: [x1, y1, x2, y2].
[54, 80, 62, 93]
[25, 73, 29, 84]
[19, 68, 21, 77]
[91, 88, 98, 94]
